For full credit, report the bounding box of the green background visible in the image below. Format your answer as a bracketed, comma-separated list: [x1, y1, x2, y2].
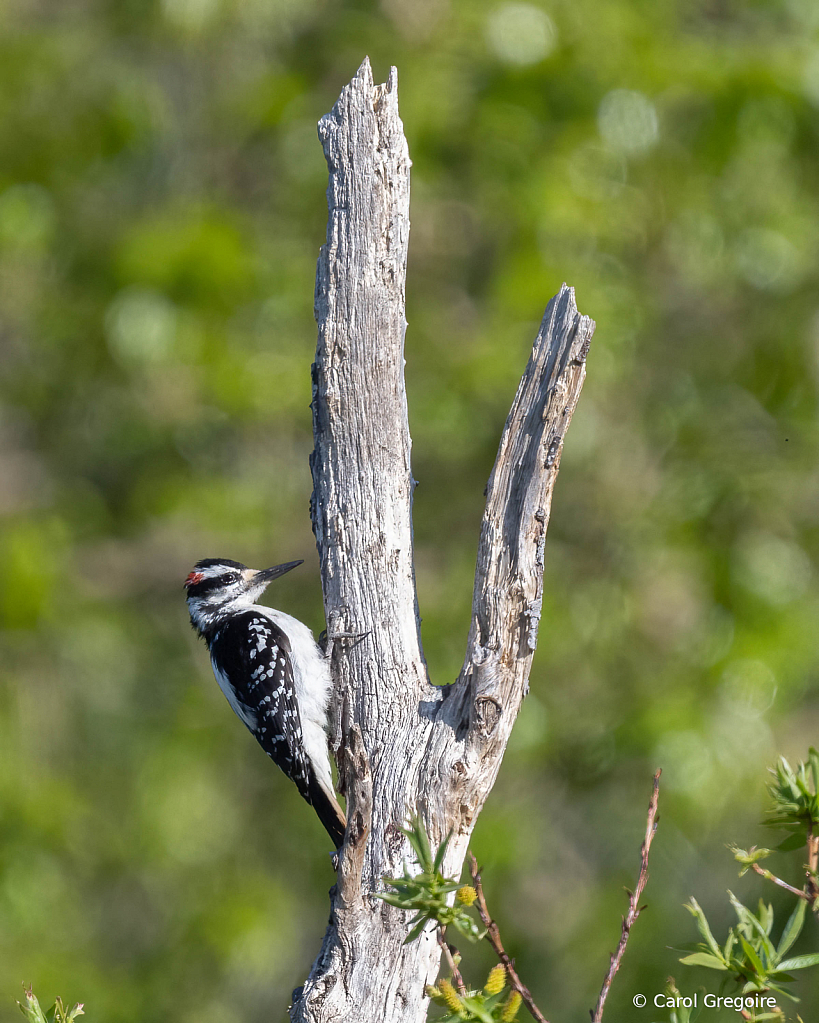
[1, 0, 818, 1020]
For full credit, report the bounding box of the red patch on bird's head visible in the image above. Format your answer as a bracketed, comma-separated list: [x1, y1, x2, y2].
[184, 571, 204, 589]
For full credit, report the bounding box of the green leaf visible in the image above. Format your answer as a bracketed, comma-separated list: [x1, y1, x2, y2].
[481, 991, 507, 1012]
[777, 897, 806, 960]
[438, 880, 464, 895]
[757, 980, 800, 1002]
[678, 952, 728, 970]
[727, 890, 754, 931]
[738, 934, 766, 978]
[685, 899, 723, 958]
[459, 995, 495, 1023]
[409, 817, 434, 873]
[767, 971, 797, 984]
[728, 891, 775, 962]
[451, 913, 484, 943]
[776, 953, 819, 970]
[776, 833, 808, 852]
[757, 898, 774, 937]
[748, 918, 776, 967]
[378, 892, 415, 908]
[433, 829, 453, 873]
[403, 917, 429, 945]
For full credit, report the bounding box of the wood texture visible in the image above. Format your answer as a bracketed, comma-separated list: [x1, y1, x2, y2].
[292, 57, 595, 1023]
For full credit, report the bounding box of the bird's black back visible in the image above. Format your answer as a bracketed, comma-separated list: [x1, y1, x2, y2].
[209, 609, 312, 801]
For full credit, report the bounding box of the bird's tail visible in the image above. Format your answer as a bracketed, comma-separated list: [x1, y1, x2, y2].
[308, 773, 347, 849]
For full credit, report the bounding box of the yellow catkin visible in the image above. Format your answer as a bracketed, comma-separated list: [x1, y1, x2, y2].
[484, 964, 506, 995]
[456, 885, 477, 906]
[502, 991, 522, 1022]
[438, 979, 463, 1014]
[425, 984, 440, 999]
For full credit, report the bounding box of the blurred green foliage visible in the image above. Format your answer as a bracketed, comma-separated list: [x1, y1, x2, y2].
[1, 0, 819, 1021]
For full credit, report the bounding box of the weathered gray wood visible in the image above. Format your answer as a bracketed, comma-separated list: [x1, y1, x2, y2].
[293, 56, 594, 1023]
[298, 57, 440, 1023]
[421, 284, 594, 843]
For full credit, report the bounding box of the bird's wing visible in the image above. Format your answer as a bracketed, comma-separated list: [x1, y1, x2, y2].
[210, 610, 312, 801]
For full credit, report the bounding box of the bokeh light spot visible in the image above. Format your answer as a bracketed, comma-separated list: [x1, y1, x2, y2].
[105, 288, 178, 368]
[733, 531, 812, 606]
[597, 89, 659, 155]
[720, 659, 777, 720]
[734, 228, 801, 293]
[486, 3, 557, 66]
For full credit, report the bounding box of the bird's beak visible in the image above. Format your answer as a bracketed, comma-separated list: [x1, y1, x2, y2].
[243, 560, 303, 596]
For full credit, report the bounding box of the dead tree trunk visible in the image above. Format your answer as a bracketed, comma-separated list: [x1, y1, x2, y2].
[292, 57, 595, 1023]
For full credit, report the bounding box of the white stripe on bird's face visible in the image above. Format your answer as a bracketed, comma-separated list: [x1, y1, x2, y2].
[185, 558, 302, 635]
[186, 565, 252, 632]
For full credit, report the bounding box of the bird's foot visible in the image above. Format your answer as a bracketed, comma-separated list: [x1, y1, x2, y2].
[320, 629, 370, 660]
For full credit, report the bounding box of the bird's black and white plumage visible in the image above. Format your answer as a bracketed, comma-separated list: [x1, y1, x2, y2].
[184, 557, 346, 849]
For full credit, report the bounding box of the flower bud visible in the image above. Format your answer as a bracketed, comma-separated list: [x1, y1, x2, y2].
[439, 979, 463, 1014]
[484, 964, 506, 995]
[502, 991, 522, 1022]
[456, 885, 477, 906]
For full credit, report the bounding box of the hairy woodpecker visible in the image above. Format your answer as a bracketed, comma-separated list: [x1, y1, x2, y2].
[184, 557, 347, 849]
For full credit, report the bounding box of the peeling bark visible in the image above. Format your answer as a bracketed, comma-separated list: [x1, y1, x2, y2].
[291, 57, 595, 1023]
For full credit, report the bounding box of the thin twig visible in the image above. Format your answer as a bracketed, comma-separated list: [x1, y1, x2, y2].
[590, 769, 661, 1023]
[437, 929, 467, 994]
[751, 863, 812, 901]
[468, 853, 550, 1023]
[806, 824, 819, 901]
